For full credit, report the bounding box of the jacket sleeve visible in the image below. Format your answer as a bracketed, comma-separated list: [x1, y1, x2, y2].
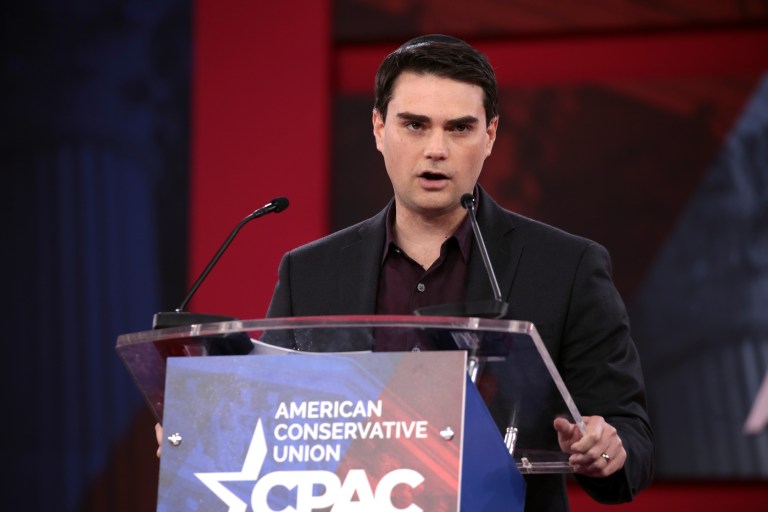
[261, 252, 299, 349]
[266, 252, 293, 319]
[560, 243, 655, 502]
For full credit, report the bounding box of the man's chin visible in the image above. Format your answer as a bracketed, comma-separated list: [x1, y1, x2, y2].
[408, 197, 465, 218]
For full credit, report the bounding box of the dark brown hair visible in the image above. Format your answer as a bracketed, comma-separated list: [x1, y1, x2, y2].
[374, 34, 498, 126]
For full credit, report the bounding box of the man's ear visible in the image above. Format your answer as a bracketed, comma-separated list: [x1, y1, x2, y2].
[372, 108, 385, 151]
[485, 115, 499, 157]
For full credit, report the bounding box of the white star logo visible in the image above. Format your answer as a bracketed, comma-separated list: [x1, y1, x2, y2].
[195, 419, 268, 512]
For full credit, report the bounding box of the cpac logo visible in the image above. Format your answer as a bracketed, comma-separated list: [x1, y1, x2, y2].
[195, 420, 425, 512]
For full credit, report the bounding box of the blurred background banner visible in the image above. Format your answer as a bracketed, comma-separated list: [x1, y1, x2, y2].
[2, 0, 767, 510]
[3, 1, 190, 510]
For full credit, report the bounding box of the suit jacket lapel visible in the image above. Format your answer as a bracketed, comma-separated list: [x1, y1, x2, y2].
[334, 206, 388, 315]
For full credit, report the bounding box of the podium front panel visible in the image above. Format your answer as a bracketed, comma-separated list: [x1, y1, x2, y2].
[158, 351, 466, 511]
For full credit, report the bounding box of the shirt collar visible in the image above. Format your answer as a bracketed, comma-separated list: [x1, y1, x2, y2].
[380, 190, 478, 265]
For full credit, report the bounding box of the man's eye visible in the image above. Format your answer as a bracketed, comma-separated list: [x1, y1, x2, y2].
[406, 122, 423, 131]
[452, 124, 471, 133]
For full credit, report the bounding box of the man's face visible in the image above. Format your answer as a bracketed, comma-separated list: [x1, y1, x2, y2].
[373, 71, 498, 219]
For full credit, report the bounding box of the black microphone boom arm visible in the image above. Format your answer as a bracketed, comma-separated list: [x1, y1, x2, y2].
[176, 197, 289, 312]
[415, 192, 508, 319]
[152, 196, 289, 329]
[461, 193, 503, 303]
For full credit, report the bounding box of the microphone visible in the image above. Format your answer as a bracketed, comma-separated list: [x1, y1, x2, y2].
[152, 197, 290, 329]
[460, 193, 503, 304]
[414, 193, 508, 319]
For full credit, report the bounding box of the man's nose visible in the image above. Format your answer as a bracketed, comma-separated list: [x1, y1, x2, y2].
[424, 130, 448, 160]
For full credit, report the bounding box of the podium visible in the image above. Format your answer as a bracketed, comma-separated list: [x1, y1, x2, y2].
[117, 315, 586, 511]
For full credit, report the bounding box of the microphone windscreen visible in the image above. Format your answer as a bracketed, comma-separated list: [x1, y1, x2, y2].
[271, 197, 290, 213]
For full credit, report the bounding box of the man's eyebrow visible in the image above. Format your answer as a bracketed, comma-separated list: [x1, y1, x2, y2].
[446, 115, 479, 126]
[396, 112, 430, 123]
[395, 113, 480, 126]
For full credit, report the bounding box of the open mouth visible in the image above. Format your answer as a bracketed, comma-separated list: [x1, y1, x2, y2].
[419, 171, 448, 181]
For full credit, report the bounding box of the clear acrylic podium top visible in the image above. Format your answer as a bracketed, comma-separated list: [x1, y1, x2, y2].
[116, 315, 585, 474]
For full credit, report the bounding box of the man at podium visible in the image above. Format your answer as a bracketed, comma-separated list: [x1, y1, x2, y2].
[265, 34, 654, 510]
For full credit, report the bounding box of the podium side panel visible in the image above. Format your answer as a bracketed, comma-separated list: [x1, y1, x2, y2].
[461, 377, 526, 511]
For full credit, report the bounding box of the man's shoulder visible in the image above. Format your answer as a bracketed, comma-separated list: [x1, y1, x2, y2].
[482, 193, 599, 254]
[287, 208, 387, 258]
[512, 210, 596, 250]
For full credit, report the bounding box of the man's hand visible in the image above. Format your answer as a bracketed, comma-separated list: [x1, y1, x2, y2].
[553, 415, 626, 478]
[155, 423, 163, 459]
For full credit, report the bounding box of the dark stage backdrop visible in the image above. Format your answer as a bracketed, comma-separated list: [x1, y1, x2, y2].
[2, 1, 190, 510]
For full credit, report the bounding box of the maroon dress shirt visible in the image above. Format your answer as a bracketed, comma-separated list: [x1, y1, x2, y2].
[374, 204, 473, 351]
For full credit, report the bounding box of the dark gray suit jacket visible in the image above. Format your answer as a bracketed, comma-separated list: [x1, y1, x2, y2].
[266, 187, 654, 511]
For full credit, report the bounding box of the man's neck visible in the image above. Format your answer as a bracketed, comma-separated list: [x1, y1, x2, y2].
[392, 205, 466, 269]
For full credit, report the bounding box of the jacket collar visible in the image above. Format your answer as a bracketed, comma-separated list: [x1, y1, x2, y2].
[336, 186, 522, 315]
